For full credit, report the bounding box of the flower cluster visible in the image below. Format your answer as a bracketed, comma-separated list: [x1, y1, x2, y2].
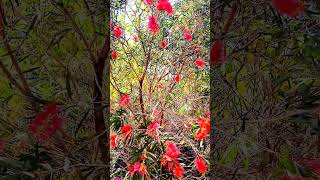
[128, 161, 148, 176]
[272, 0, 304, 18]
[194, 115, 210, 141]
[195, 157, 207, 174]
[148, 15, 160, 34]
[161, 141, 184, 179]
[111, 123, 132, 149]
[28, 103, 64, 143]
[157, 0, 174, 15]
[210, 39, 226, 64]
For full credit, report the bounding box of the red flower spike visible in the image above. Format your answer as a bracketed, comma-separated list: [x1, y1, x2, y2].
[173, 163, 184, 179]
[148, 15, 160, 34]
[128, 165, 135, 176]
[113, 26, 123, 38]
[147, 121, 160, 142]
[195, 157, 207, 174]
[111, 51, 118, 60]
[165, 141, 181, 158]
[272, 0, 304, 17]
[210, 39, 226, 64]
[157, 0, 168, 10]
[175, 75, 181, 82]
[119, 94, 130, 108]
[161, 39, 167, 49]
[165, 2, 173, 15]
[28, 103, 64, 143]
[110, 134, 118, 149]
[44, 103, 58, 114]
[157, 0, 173, 15]
[140, 153, 147, 160]
[195, 117, 210, 141]
[184, 28, 192, 42]
[144, 0, 154, 6]
[120, 124, 132, 139]
[194, 59, 205, 68]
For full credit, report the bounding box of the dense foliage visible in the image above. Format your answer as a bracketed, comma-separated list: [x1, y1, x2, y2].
[0, 0, 319, 179]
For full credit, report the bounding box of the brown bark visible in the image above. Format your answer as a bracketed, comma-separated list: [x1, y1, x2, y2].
[93, 33, 110, 177]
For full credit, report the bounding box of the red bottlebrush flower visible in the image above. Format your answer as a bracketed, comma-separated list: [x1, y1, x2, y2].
[140, 153, 147, 160]
[194, 59, 205, 68]
[157, 0, 168, 10]
[165, 2, 173, 15]
[144, 0, 154, 6]
[148, 15, 160, 34]
[147, 121, 160, 142]
[165, 141, 181, 158]
[173, 163, 184, 179]
[167, 162, 175, 171]
[272, 0, 304, 17]
[175, 75, 181, 82]
[28, 103, 63, 143]
[194, 128, 208, 141]
[128, 165, 135, 176]
[133, 162, 147, 175]
[111, 51, 118, 60]
[161, 155, 168, 166]
[133, 34, 139, 42]
[157, 0, 173, 15]
[195, 157, 207, 174]
[205, 111, 210, 118]
[195, 117, 210, 141]
[120, 124, 132, 139]
[113, 26, 123, 38]
[134, 162, 141, 172]
[110, 134, 118, 149]
[44, 103, 58, 114]
[119, 94, 130, 108]
[184, 28, 192, 42]
[161, 39, 167, 49]
[210, 39, 226, 64]
[301, 160, 320, 174]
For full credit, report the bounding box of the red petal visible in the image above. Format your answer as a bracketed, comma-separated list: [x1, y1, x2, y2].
[195, 157, 207, 174]
[144, 0, 154, 6]
[119, 94, 130, 108]
[113, 26, 123, 38]
[272, 0, 304, 17]
[194, 59, 205, 68]
[210, 40, 226, 64]
[175, 75, 181, 82]
[111, 51, 118, 60]
[148, 15, 160, 34]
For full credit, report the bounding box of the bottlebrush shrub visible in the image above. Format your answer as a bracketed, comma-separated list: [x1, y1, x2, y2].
[28, 103, 64, 143]
[111, 106, 210, 179]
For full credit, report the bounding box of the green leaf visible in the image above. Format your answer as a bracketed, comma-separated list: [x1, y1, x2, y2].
[220, 144, 239, 165]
